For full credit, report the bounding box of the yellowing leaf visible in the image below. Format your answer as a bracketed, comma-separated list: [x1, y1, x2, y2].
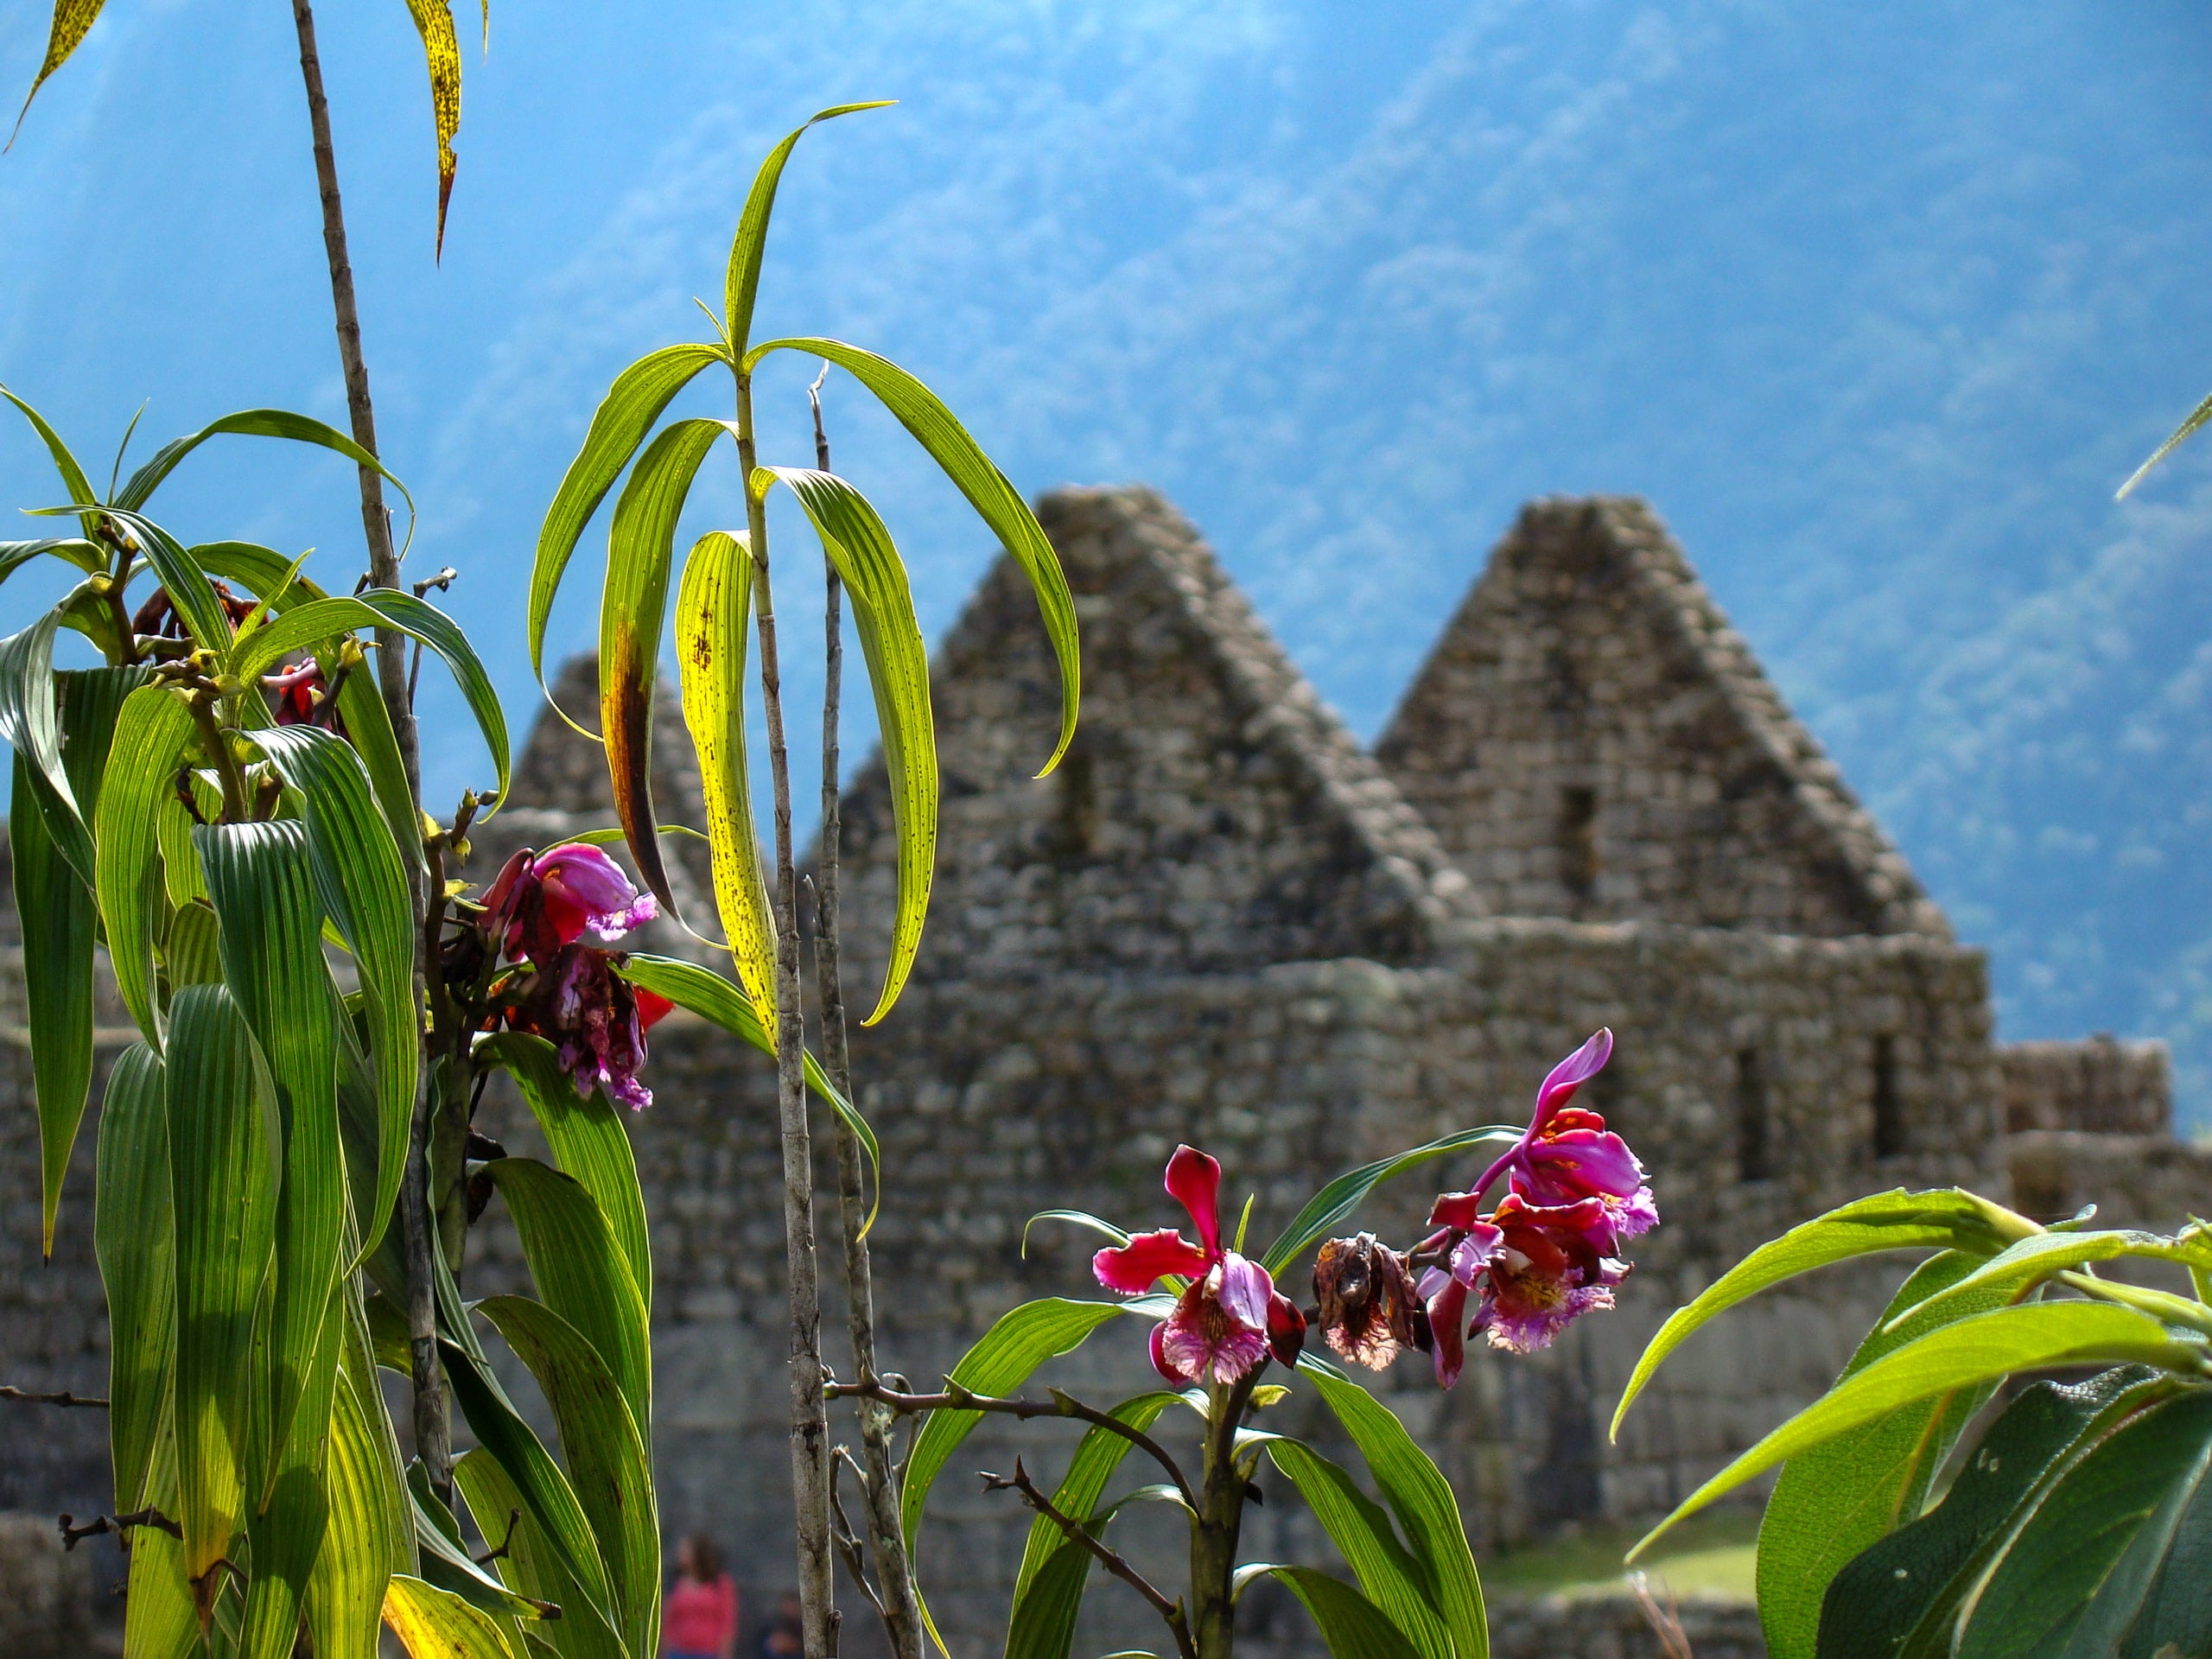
[403, 0, 462, 257]
[10, 0, 107, 146]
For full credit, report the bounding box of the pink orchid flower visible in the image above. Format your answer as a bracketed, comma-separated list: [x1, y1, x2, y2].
[509, 944, 674, 1111]
[1093, 1146, 1306, 1385]
[482, 843, 660, 963]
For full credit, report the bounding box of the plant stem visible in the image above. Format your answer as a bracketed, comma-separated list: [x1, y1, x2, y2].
[737, 369, 838, 1659]
[811, 379, 923, 1659]
[1191, 1372, 1262, 1659]
[289, 0, 446, 1500]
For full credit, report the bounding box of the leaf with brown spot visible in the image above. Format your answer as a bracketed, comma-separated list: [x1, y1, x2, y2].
[403, 0, 463, 257]
[10, 0, 107, 147]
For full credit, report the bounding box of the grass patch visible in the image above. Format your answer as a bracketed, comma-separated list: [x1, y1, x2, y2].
[1478, 1508, 1759, 1602]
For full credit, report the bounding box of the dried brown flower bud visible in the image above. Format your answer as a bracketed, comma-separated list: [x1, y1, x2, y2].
[1312, 1232, 1429, 1370]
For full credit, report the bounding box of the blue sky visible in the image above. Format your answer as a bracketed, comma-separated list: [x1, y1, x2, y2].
[6, 0, 2212, 1116]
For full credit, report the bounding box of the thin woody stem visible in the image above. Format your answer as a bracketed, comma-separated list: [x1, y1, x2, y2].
[981, 1460, 1197, 1659]
[810, 371, 925, 1659]
[289, 0, 446, 1503]
[827, 1377, 1198, 1513]
[1, 1387, 105, 1408]
[736, 366, 838, 1659]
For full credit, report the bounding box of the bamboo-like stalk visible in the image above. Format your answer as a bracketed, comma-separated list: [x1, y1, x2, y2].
[288, 0, 447, 1499]
[736, 367, 839, 1658]
[810, 383, 924, 1659]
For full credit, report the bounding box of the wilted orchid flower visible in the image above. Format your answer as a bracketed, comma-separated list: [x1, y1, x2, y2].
[1312, 1233, 1429, 1370]
[506, 944, 674, 1111]
[1094, 1146, 1306, 1385]
[264, 658, 330, 727]
[481, 843, 660, 963]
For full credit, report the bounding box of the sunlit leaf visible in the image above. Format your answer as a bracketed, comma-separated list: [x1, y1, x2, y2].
[400, 0, 463, 258]
[747, 337, 1080, 773]
[601, 416, 728, 914]
[117, 407, 414, 525]
[721, 104, 894, 353]
[307, 1292, 415, 1659]
[0, 382, 99, 537]
[1265, 1438, 1452, 1659]
[2117, 387, 2212, 499]
[674, 528, 779, 1041]
[95, 1043, 172, 1516]
[12, 758, 94, 1256]
[1232, 1565, 1425, 1659]
[385, 1574, 520, 1659]
[94, 683, 197, 1043]
[454, 1444, 626, 1659]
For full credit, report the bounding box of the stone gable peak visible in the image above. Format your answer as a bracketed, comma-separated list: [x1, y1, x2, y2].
[1376, 495, 1948, 939]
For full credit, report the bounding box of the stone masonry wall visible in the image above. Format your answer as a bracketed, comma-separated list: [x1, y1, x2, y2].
[1997, 1035, 2171, 1135]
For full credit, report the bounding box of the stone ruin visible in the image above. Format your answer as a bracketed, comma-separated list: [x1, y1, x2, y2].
[0, 486, 2203, 1654]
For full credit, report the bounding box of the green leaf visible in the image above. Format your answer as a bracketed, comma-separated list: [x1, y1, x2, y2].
[1301, 1361, 1486, 1659]
[123, 1425, 204, 1659]
[253, 725, 418, 1261]
[745, 337, 1080, 773]
[901, 1298, 1130, 1558]
[0, 610, 92, 881]
[384, 1574, 522, 1659]
[409, 1460, 554, 1625]
[454, 1446, 626, 1659]
[445, 1355, 624, 1645]
[1266, 1439, 1454, 1659]
[308, 1292, 415, 1659]
[1004, 1391, 1180, 1659]
[673, 529, 778, 1040]
[116, 407, 414, 525]
[0, 535, 101, 580]
[95, 1043, 173, 1515]
[1955, 1385, 2212, 1659]
[1612, 1188, 2033, 1438]
[1233, 1565, 1426, 1659]
[1889, 1228, 2212, 1333]
[200, 821, 344, 1467]
[482, 1160, 652, 1432]
[13, 756, 94, 1255]
[1633, 1302, 2204, 1559]
[0, 383, 100, 537]
[478, 1294, 659, 1659]
[600, 416, 729, 916]
[531, 342, 728, 702]
[759, 467, 937, 1025]
[1261, 1127, 1520, 1280]
[231, 590, 510, 810]
[617, 950, 880, 1233]
[2118, 387, 2212, 499]
[1023, 1210, 1131, 1255]
[721, 104, 894, 353]
[98, 505, 236, 654]
[164, 898, 225, 988]
[240, 1291, 346, 1659]
[94, 683, 197, 1042]
[475, 1032, 651, 1309]
[1756, 1252, 2009, 1659]
[1815, 1365, 2173, 1659]
[165, 982, 281, 1593]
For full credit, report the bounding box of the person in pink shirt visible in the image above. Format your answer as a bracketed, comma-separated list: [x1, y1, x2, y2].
[662, 1534, 740, 1659]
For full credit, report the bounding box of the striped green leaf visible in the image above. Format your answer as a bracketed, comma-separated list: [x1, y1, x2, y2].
[531, 342, 728, 702]
[95, 683, 197, 1043]
[199, 820, 345, 1472]
[480, 1294, 659, 1658]
[95, 1043, 173, 1515]
[758, 467, 936, 1025]
[1613, 1189, 2033, 1439]
[1266, 1438, 1452, 1659]
[475, 1031, 651, 1309]
[239, 1294, 345, 1659]
[673, 529, 778, 1043]
[481, 1159, 651, 1433]
[0, 537, 101, 584]
[308, 1292, 416, 1659]
[0, 383, 99, 539]
[1301, 1360, 1486, 1659]
[165, 982, 280, 1598]
[454, 1445, 626, 1659]
[97, 506, 235, 654]
[0, 610, 92, 882]
[1232, 1566, 1425, 1659]
[746, 337, 1080, 774]
[721, 104, 894, 354]
[164, 899, 225, 988]
[123, 1425, 203, 1659]
[1262, 1125, 1519, 1280]
[385, 1573, 521, 1659]
[116, 406, 413, 522]
[231, 590, 509, 810]
[599, 416, 728, 916]
[252, 725, 418, 1259]
[445, 1345, 623, 1643]
[410, 1457, 554, 1625]
[12, 756, 93, 1255]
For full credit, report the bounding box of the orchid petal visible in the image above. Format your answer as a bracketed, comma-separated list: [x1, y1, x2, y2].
[1532, 1027, 1612, 1131]
[1165, 1144, 1224, 1257]
[1148, 1319, 1183, 1383]
[1448, 1224, 1503, 1287]
[1427, 1275, 1469, 1389]
[1094, 1228, 1211, 1294]
[1519, 1127, 1645, 1202]
[1216, 1253, 1274, 1329]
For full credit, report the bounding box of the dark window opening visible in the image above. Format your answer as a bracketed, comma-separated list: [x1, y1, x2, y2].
[1560, 785, 1599, 903]
[1735, 1047, 1770, 1182]
[1872, 1035, 1904, 1158]
[1051, 743, 1099, 859]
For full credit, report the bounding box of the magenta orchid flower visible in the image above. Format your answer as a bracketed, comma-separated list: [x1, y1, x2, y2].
[508, 944, 674, 1111]
[1475, 1028, 1655, 1251]
[1094, 1146, 1306, 1385]
[481, 843, 660, 963]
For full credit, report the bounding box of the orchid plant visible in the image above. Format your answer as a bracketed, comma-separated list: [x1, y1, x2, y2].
[860, 1031, 1657, 1659]
[1618, 1177, 2212, 1657]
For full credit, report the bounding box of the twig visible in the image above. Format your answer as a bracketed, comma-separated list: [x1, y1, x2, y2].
[1, 1386, 106, 1408]
[1629, 1572, 1694, 1659]
[829, 1448, 890, 1624]
[828, 1377, 1198, 1514]
[981, 1461, 1196, 1659]
[59, 1509, 179, 1551]
[474, 1508, 522, 1567]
